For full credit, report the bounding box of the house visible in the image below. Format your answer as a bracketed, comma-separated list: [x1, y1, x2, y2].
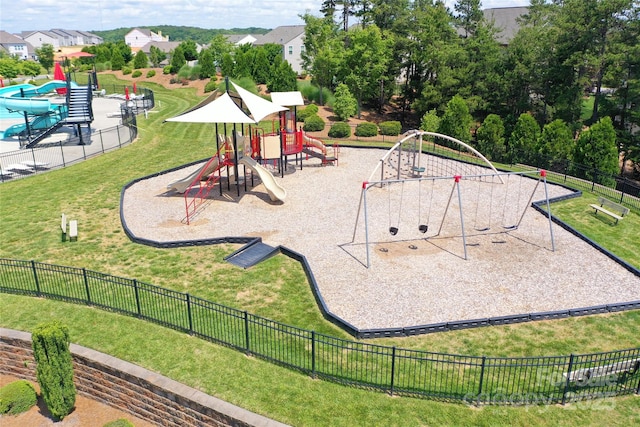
[225, 34, 258, 46]
[139, 41, 182, 65]
[483, 7, 528, 45]
[255, 25, 306, 74]
[0, 30, 31, 60]
[125, 28, 169, 49]
[22, 29, 103, 50]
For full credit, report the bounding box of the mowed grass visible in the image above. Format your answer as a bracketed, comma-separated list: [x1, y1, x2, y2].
[544, 192, 639, 269]
[0, 74, 638, 425]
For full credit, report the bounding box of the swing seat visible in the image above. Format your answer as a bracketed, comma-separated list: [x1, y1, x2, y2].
[503, 225, 517, 230]
[418, 224, 428, 233]
[389, 227, 399, 236]
[474, 226, 490, 232]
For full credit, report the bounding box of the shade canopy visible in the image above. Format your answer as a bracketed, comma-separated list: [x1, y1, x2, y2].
[230, 82, 288, 122]
[165, 92, 256, 124]
[270, 91, 304, 107]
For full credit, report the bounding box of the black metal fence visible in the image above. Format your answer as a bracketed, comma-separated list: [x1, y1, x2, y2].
[1, 258, 638, 405]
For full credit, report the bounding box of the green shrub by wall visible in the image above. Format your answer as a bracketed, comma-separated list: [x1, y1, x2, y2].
[121, 67, 132, 75]
[0, 379, 37, 415]
[32, 322, 76, 421]
[103, 419, 135, 427]
[355, 122, 378, 137]
[131, 70, 142, 78]
[379, 121, 402, 136]
[146, 70, 156, 78]
[204, 79, 218, 93]
[328, 122, 351, 138]
[303, 114, 325, 132]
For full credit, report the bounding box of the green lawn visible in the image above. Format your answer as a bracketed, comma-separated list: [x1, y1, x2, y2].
[0, 74, 638, 426]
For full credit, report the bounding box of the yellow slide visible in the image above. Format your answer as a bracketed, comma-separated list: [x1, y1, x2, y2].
[238, 157, 286, 202]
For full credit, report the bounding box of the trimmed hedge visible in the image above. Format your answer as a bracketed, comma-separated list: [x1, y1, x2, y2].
[0, 380, 37, 415]
[303, 114, 325, 132]
[328, 122, 351, 138]
[131, 70, 142, 78]
[297, 104, 319, 122]
[379, 121, 402, 136]
[146, 70, 156, 78]
[204, 79, 218, 93]
[355, 122, 378, 137]
[122, 67, 132, 76]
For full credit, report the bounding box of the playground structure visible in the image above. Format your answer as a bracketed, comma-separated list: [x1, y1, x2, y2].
[352, 130, 555, 267]
[0, 63, 95, 146]
[165, 81, 338, 224]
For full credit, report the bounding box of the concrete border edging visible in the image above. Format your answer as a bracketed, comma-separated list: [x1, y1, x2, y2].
[0, 328, 289, 427]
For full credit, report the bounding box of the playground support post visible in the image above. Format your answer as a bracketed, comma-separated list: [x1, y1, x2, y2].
[541, 170, 556, 252]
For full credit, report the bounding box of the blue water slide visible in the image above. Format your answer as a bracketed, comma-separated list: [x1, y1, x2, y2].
[0, 80, 77, 115]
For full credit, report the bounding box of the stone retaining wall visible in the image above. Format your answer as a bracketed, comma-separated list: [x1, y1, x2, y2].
[0, 328, 288, 427]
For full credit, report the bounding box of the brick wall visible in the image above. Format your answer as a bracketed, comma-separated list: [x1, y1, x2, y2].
[0, 328, 288, 427]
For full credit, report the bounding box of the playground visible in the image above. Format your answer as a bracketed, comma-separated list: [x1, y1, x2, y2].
[121, 136, 639, 331]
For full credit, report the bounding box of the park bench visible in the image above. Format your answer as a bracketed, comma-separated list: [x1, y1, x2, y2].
[61, 213, 67, 240]
[564, 358, 640, 384]
[69, 220, 78, 241]
[589, 196, 630, 224]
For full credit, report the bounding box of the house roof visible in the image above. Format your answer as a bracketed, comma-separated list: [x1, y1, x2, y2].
[0, 30, 27, 45]
[225, 34, 256, 45]
[127, 28, 154, 37]
[483, 7, 528, 44]
[255, 25, 305, 45]
[140, 41, 181, 53]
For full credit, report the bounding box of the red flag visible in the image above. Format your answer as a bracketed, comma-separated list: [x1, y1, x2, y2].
[1, 79, 4, 87]
[53, 62, 67, 95]
[125, 87, 130, 101]
[133, 82, 137, 94]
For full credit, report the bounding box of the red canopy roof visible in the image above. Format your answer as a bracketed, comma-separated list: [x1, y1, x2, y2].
[65, 52, 94, 58]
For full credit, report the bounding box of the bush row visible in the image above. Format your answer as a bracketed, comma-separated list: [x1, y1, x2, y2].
[301, 114, 403, 138]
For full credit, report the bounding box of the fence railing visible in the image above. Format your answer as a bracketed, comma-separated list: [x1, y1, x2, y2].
[1, 258, 638, 405]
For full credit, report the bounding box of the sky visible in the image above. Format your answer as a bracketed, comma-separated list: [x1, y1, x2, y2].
[0, 0, 530, 34]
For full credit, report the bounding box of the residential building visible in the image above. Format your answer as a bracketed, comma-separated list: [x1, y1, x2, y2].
[255, 25, 306, 74]
[22, 29, 103, 49]
[483, 7, 528, 45]
[0, 30, 31, 59]
[125, 28, 169, 49]
[225, 34, 258, 46]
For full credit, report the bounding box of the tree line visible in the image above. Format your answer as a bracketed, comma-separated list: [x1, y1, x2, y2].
[301, 0, 639, 175]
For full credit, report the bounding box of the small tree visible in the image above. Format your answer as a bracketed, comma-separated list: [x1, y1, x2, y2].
[508, 113, 540, 164]
[32, 322, 76, 420]
[110, 48, 125, 71]
[420, 109, 440, 133]
[220, 52, 234, 78]
[133, 50, 148, 69]
[538, 119, 574, 167]
[573, 116, 619, 183]
[333, 83, 357, 121]
[21, 61, 42, 78]
[35, 43, 55, 73]
[438, 95, 473, 144]
[199, 49, 216, 79]
[170, 46, 186, 74]
[476, 114, 506, 161]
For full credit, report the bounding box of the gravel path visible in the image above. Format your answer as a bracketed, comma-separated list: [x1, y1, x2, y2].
[122, 147, 639, 330]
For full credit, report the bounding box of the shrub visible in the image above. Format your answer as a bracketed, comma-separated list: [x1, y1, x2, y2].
[297, 104, 318, 122]
[303, 114, 325, 132]
[131, 70, 142, 78]
[103, 419, 135, 427]
[32, 322, 76, 420]
[332, 83, 357, 121]
[96, 62, 110, 72]
[162, 65, 171, 74]
[204, 79, 218, 93]
[379, 121, 402, 136]
[0, 380, 37, 415]
[355, 122, 378, 137]
[146, 70, 156, 78]
[328, 122, 351, 138]
[121, 67, 132, 75]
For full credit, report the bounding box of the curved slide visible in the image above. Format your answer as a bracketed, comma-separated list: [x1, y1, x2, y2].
[0, 81, 72, 113]
[302, 133, 327, 154]
[167, 157, 222, 193]
[238, 157, 286, 202]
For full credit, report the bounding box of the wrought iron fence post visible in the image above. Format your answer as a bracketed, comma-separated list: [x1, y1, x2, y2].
[311, 330, 316, 379]
[100, 129, 105, 153]
[81, 142, 87, 161]
[133, 279, 141, 317]
[60, 141, 66, 167]
[30, 260, 40, 296]
[186, 293, 193, 334]
[477, 356, 487, 406]
[82, 268, 90, 304]
[562, 354, 575, 405]
[244, 311, 251, 355]
[117, 126, 122, 148]
[390, 346, 396, 396]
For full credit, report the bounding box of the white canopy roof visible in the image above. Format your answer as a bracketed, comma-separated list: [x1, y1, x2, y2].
[270, 91, 304, 107]
[230, 82, 288, 122]
[165, 92, 256, 124]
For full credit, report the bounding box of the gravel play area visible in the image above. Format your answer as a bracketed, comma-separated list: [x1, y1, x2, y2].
[121, 147, 639, 330]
